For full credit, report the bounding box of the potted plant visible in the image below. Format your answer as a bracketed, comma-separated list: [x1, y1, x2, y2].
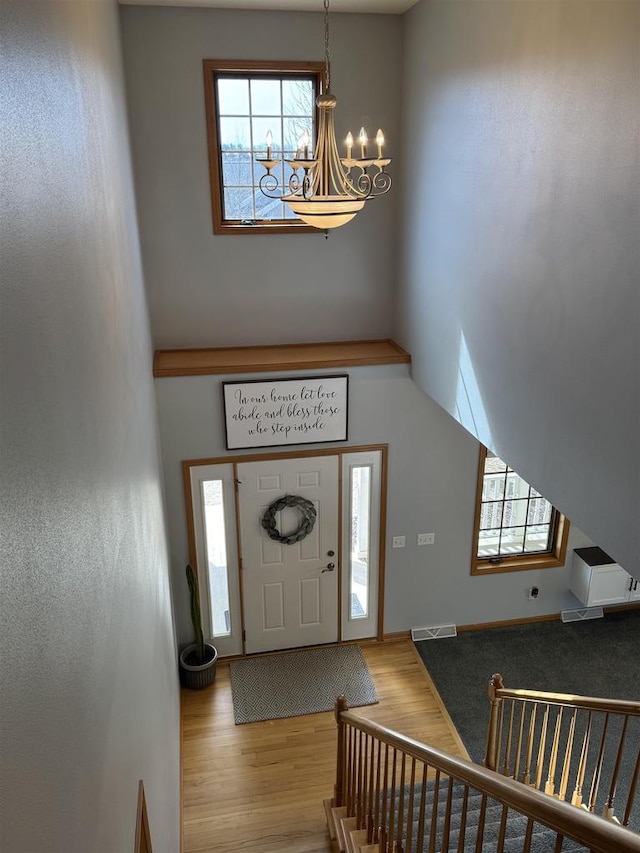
[179, 564, 218, 689]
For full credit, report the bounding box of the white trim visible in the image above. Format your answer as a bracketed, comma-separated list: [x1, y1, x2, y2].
[341, 450, 382, 641]
[189, 463, 243, 657]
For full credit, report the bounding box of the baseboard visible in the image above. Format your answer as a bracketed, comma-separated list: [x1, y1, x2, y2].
[381, 630, 412, 643]
[456, 613, 561, 632]
[454, 602, 640, 634]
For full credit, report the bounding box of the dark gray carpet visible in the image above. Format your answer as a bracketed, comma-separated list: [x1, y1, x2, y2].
[230, 644, 378, 724]
[415, 609, 640, 762]
[415, 609, 640, 829]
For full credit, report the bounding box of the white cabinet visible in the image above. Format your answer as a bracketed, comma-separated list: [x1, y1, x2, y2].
[570, 547, 639, 607]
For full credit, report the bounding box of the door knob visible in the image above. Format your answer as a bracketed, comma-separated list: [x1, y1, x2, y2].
[322, 562, 335, 573]
[327, 550, 335, 557]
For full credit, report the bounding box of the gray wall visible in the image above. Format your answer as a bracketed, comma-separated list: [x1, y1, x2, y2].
[0, 1, 180, 850]
[396, 0, 639, 574]
[120, 6, 402, 348]
[155, 365, 593, 648]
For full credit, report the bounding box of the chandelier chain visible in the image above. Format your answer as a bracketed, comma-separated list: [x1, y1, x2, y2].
[324, 0, 331, 92]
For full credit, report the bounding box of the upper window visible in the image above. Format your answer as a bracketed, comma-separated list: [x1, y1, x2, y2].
[203, 60, 324, 234]
[471, 446, 570, 574]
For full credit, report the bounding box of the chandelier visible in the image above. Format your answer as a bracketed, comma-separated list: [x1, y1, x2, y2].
[255, 0, 392, 230]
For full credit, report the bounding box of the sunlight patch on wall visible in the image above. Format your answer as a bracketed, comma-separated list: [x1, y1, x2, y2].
[455, 333, 492, 448]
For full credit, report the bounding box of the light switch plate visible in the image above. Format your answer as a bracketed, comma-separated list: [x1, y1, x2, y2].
[392, 536, 405, 548]
[418, 533, 435, 546]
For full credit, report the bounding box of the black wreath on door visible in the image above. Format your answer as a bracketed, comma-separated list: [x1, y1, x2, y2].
[261, 494, 317, 545]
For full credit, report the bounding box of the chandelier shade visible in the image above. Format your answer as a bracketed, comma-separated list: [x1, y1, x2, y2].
[255, 0, 392, 231]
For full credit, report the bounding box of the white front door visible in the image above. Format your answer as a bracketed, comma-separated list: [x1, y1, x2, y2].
[237, 455, 339, 654]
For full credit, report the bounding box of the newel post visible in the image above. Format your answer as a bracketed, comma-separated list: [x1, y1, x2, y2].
[334, 695, 349, 807]
[484, 673, 504, 771]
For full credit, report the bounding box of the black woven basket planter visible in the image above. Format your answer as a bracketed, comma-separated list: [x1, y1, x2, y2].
[179, 642, 218, 689]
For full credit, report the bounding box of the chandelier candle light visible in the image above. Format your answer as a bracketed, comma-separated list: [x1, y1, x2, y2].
[255, 0, 392, 230]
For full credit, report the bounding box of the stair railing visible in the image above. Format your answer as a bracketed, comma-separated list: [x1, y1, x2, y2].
[485, 673, 640, 828]
[334, 697, 640, 853]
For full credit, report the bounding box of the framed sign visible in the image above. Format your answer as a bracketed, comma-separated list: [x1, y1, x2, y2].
[223, 374, 349, 450]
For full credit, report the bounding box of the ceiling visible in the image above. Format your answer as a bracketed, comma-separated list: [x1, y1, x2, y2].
[119, 0, 419, 14]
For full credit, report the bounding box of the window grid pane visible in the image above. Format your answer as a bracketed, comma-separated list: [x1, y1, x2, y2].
[477, 455, 556, 559]
[216, 71, 316, 224]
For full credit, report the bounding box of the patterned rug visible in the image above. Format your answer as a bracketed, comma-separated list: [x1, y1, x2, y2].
[230, 644, 378, 725]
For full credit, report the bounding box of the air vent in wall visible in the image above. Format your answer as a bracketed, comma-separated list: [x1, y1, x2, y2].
[561, 606, 604, 623]
[411, 624, 457, 641]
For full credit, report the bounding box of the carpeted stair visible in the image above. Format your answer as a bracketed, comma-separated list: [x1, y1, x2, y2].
[326, 779, 591, 852]
[400, 779, 588, 852]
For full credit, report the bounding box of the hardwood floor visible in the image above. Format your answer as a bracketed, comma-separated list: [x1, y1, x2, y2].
[181, 640, 469, 852]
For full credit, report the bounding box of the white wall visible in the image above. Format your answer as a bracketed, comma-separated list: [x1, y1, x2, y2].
[396, 0, 639, 575]
[0, 1, 180, 850]
[155, 365, 593, 647]
[119, 6, 402, 348]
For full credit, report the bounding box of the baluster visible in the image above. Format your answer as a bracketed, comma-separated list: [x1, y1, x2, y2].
[395, 753, 406, 853]
[485, 673, 504, 770]
[427, 768, 440, 853]
[366, 735, 375, 840]
[523, 702, 538, 785]
[496, 804, 508, 853]
[334, 696, 349, 807]
[356, 730, 364, 827]
[388, 748, 398, 853]
[416, 763, 428, 853]
[405, 758, 416, 853]
[496, 700, 505, 772]
[588, 713, 610, 813]
[622, 747, 640, 827]
[380, 743, 390, 845]
[348, 724, 356, 814]
[441, 776, 454, 853]
[535, 704, 550, 790]
[373, 739, 383, 843]
[522, 816, 534, 852]
[558, 708, 577, 801]
[473, 794, 487, 853]
[456, 785, 469, 853]
[603, 715, 629, 821]
[553, 833, 564, 853]
[544, 707, 563, 796]
[513, 701, 527, 781]
[572, 710, 592, 808]
[502, 700, 515, 776]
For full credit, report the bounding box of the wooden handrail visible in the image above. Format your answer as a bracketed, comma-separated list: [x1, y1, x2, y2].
[337, 707, 640, 853]
[494, 687, 640, 717]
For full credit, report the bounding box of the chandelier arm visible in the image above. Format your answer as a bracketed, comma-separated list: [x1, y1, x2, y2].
[340, 165, 372, 199]
[258, 172, 283, 198]
[371, 169, 392, 195]
[325, 113, 368, 200]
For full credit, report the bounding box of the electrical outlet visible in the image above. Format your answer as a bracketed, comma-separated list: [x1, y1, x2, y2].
[392, 536, 405, 548]
[528, 586, 539, 600]
[418, 533, 435, 546]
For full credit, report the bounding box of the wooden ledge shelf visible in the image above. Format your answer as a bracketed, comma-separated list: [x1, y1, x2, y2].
[153, 338, 411, 377]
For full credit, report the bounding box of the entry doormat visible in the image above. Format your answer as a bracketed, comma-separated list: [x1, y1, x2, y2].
[230, 645, 378, 725]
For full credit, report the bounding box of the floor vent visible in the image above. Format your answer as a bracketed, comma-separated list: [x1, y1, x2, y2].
[411, 624, 457, 641]
[561, 606, 604, 623]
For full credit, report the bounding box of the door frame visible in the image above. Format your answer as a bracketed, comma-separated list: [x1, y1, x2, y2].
[183, 444, 388, 656]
